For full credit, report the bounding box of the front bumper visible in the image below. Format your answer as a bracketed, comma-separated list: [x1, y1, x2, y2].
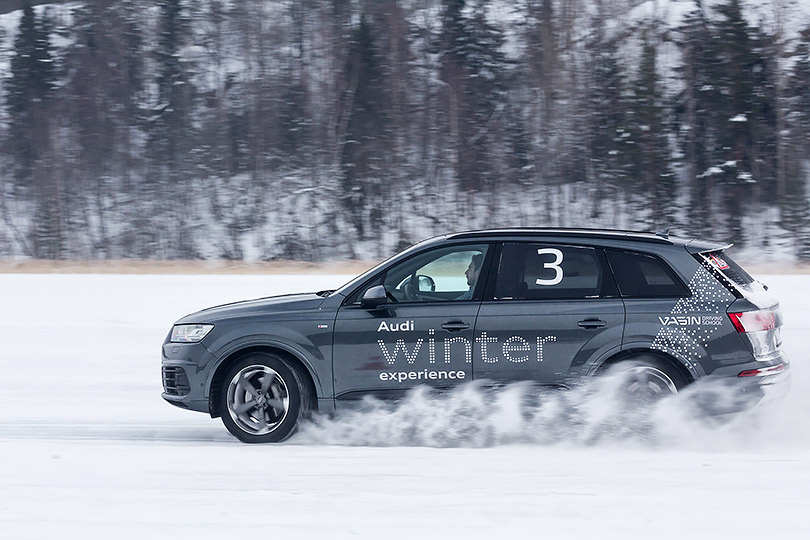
[161, 340, 217, 414]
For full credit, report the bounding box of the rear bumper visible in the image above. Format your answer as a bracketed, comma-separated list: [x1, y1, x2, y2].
[743, 357, 791, 406]
[696, 352, 791, 413]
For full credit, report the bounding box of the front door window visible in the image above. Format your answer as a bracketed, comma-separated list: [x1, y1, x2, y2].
[383, 245, 489, 303]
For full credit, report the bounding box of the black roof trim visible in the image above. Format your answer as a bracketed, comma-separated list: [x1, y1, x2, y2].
[446, 228, 674, 244]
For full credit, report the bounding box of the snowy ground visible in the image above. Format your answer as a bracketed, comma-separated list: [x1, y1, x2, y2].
[1, 273, 809, 539]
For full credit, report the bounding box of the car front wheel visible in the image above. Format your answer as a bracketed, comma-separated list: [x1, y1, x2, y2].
[219, 352, 311, 443]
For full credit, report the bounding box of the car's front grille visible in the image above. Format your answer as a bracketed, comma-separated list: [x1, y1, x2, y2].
[162, 366, 191, 396]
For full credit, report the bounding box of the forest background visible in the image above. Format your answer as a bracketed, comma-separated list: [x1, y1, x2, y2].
[2, 0, 810, 263]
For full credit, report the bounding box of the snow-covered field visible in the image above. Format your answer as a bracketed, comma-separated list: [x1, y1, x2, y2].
[1, 273, 809, 539]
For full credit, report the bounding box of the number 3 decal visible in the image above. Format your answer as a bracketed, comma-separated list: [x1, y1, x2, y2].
[536, 248, 563, 286]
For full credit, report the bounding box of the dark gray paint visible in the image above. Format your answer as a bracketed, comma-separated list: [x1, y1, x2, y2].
[333, 302, 479, 399]
[161, 229, 790, 418]
[474, 298, 624, 384]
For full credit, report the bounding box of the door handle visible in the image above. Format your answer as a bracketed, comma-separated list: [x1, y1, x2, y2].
[577, 318, 606, 329]
[441, 321, 470, 332]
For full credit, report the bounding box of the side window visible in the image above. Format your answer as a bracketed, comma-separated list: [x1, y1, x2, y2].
[605, 249, 689, 298]
[367, 244, 489, 303]
[493, 244, 612, 300]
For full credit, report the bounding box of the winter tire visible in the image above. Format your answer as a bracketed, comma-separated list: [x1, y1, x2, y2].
[219, 352, 311, 443]
[609, 355, 686, 403]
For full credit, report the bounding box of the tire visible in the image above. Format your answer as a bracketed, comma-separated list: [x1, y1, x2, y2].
[606, 354, 687, 403]
[218, 352, 312, 443]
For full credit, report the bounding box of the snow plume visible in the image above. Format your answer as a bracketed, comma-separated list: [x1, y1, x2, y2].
[296, 372, 803, 450]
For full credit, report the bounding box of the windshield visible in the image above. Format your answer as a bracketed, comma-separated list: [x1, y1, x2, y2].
[329, 236, 446, 296]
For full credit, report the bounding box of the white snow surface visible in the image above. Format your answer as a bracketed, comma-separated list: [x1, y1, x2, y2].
[1, 273, 809, 539]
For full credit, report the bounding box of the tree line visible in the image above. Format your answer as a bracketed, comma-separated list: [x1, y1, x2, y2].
[2, 0, 810, 261]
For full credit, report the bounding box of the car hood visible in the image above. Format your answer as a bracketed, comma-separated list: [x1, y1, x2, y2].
[176, 293, 327, 324]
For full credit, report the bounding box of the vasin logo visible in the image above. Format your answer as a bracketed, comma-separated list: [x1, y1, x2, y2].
[658, 315, 701, 326]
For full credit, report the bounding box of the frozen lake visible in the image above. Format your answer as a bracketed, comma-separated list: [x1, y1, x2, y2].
[1, 273, 808, 538]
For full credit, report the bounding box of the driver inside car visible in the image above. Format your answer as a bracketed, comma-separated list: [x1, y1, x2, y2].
[454, 253, 484, 301]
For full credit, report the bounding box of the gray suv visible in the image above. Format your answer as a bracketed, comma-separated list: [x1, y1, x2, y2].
[161, 229, 790, 443]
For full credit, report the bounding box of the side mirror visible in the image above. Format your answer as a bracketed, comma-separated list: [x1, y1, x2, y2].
[360, 285, 388, 310]
[417, 274, 436, 292]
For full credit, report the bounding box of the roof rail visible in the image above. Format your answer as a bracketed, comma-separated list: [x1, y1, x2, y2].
[447, 228, 673, 244]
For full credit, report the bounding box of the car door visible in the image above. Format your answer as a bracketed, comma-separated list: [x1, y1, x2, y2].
[332, 243, 492, 403]
[473, 242, 624, 386]
[604, 248, 699, 364]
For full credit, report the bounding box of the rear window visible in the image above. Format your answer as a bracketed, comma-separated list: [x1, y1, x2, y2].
[605, 249, 690, 298]
[701, 251, 755, 287]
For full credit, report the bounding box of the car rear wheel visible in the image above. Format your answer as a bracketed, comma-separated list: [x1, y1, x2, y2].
[219, 352, 311, 443]
[608, 355, 686, 403]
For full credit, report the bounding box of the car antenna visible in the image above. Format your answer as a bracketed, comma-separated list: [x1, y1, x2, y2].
[655, 227, 671, 239]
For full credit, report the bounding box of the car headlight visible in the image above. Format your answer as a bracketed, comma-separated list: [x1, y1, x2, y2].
[171, 324, 214, 343]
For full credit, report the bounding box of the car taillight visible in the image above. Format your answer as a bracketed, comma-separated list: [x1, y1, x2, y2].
[728, 310, 777, 333]
[738, 364, 785, 377]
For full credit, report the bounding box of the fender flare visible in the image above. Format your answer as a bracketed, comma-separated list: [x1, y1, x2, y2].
[588, 341, 703, 382]
[205, 335, 323, 408]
